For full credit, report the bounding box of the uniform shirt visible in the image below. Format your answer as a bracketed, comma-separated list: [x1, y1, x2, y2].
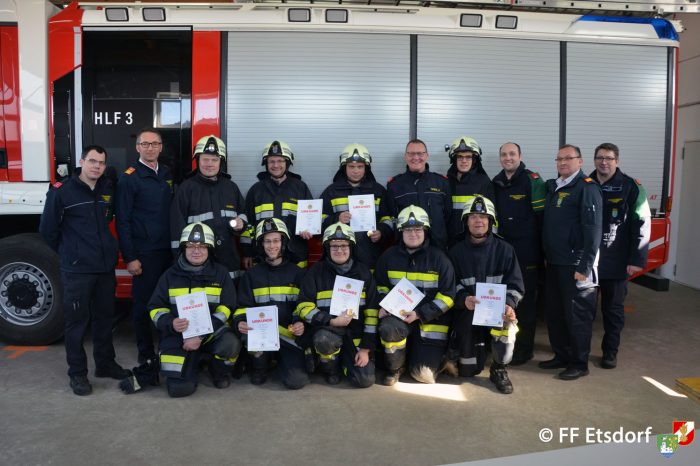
[591, 168, 651, 280]
[492, 162, 546, 267]
[446, 164, 495, 246]
[39, 169, 118, 274]
[115, 160, 173, 262]
[170, 172, 247, 277]
[387, 165, 451, 250]
[242, 171, 313, 267]
[320, 169, 394, 269]
[543, 169, 603, 277]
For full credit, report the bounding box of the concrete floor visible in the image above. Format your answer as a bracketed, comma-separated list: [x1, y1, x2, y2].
[1, 282, 699, 465]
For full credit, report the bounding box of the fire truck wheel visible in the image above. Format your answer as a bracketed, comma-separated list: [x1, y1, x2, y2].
[0, 233, 64, 345]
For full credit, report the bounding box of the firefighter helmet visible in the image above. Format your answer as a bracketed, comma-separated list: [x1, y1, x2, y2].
[461, 195, 497, 223]
[446, 136, 482, 164]
[322, 222, 356, 246]
[194, 135, 226, 161]
[339, 143, 372, 166]
[396, 205, 431, 230]
[255, 218, 290, 242]
[179, 222, 216, 249]
[261, 140, 294, 165]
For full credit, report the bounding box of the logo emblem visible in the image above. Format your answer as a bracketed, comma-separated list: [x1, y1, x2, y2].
[345, 283, 352, 289]
[674, 421, 695, 446]
[488, 288, 494, 295]
[556, 192, 569, 207]
[612, 208, 618, 218]
[259, 312, 265, 318]
[657, 434, 679, 458]
[406, 289, 412, 296]
[189, 300, 195, 306]
[359, 199, 365, 205]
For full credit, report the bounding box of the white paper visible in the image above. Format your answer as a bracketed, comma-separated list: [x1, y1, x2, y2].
[329, 275, 364, 320]
[246, 305, 280, 352]
[472, 283, 506, 327]
[348, 194, 376, 233]
[379, 277, 425, 320]
[295, 199, 323, 235]
[175, 291, 214, 339]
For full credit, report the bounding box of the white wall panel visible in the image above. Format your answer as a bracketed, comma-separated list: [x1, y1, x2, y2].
[567, 43, 668, 212]
[417, 36, 561, 181]
[225, 32, 410, 197]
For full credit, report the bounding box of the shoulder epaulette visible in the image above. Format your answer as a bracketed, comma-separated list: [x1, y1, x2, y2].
[124, 167, 136, 175]
[529, 172, 540, 180]
[52, 181, 63, 189]
[584, 177, 594, 183]
[387, 176, 394, 184]
[440, 174, 448, 180]
[634, 178, 642, 186]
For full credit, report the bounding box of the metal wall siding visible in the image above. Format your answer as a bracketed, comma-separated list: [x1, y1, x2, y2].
[225, 32, 410, 196]
[566, 43, 668, 211]
[416, 36, 561, 180]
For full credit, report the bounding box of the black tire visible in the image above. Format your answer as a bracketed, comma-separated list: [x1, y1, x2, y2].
[0, 233, 63, 345]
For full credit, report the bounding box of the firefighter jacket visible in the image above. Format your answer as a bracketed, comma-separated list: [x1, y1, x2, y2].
[448, 233, 525, 311]
[446, 164, 495, 246]
[295, 257, 379, 351]
[241, 171, 313, 267]
[590, 168, 651, 280]
[234, 259, 306, 348]
[387, 165, 451, 250]
[148, 255, 235, 340]
[115, 161, 173, 263]
[170, 172, 247, 277]
[543, 170, 603, 277]
[492, 162, 546, 267]
[320, 169, 394, 268]
[39, 169, 118, 274]
[374, 239, 456, 344]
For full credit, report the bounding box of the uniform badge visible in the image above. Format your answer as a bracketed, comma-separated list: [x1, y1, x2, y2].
[612, 208, 618, 218]
[657, 434, 679, 458]
[510, 194, 526, 200]
[556, 192, 569, 207]
[124, 167, 136, 175]
[674, 421, 695, 446]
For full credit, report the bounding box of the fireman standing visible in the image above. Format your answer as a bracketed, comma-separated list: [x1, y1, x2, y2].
[148, 223, 241, 397]
[241, 141, 314, 269]
[320, 143, 394, 269]
[295, 223, 378, 387]
[39, 145, 129, 396]
[491, 142, 546, 365]
[445, 136, 495, 246]
[115, 128, 173, 371]
[375, 205, 456, 385]
[446, 196, 524, 394]
[234, 218, 309, 389]
[170, 135, 247, 281]
[590, 143, 650, 369]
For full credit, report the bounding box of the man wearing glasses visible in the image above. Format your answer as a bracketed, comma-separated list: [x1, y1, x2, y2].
[116, 128, 173, 374]
[540, 144, 602, 381]
[590, 143, 650, 369]
[387, 139, 451, 250]
[40, 145, 129, 395]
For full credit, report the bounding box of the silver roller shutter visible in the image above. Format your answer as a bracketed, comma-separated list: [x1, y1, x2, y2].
[566, 43, 668, 212]
[225, 32, 410, 197]
[416, 35, 561, 181]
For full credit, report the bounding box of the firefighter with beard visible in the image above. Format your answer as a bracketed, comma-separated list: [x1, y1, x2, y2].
[170, 135, 247, 281]
[445, 136, 495, 246]
[241, 140, 313, 270]
[233, 218, 309, 389]
[375, 205, 456, 386]
[320, 143, 394, 269]
[295, 223, 378, 387]
[446, 196, 524, 394]
[136, 223, 241, 398]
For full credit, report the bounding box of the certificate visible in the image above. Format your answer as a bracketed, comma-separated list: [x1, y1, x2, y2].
[329, 275, 364, 319]
[472, 283, 506, 327]
[348, 194, 376, 232]
[295, 199, 323, 235]
[175, 291, 214, 339]
[246, 305, 280, 352]
[379, 277, 425, 320]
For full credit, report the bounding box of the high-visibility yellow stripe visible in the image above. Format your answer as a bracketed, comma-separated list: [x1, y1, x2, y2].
[452, 195, 475, 203]
[365, 317, 379, 325]
[381, 338, 407, 349]
[168, 287, 221, 297]
[279, 326, 294, 338]
[233, 308, 247, 316]
[297, 260, 308, 269]
[253, 286, 300, 296]
[149, 307, 169, 320]
[387, 271, 439, 282]
[296, 302, 317, 319]
[161, 354, 185, 364]
[364, 308, 379, 317]
[281, 202, 297, 212]
[374, 198, 381, 206]
[434, 292, 454, 309]
[490, 328, 509, 338]
[377, 286, 390, 293]
[420, 324, 449, 333]
[215, 305, 231, 320]
[319, 347, 341, 359]
[255, 203, 274, 214]
[331, 197, 349, 206]
[353, 338, 361, 346]
[316, 290, 333, 300]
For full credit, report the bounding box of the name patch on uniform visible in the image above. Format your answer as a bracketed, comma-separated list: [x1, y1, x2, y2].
[101, 195, 112, 202]
[509, 194, 526, 200]
[430, 187, 442, 193]
[556, 191, 570, 207]
[608, 198, 623, 204]
[226, 204, 234, 208]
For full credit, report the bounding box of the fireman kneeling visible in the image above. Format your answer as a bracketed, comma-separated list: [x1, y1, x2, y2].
[446, 196, 524, 394]
[143, 222, 241, 397]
